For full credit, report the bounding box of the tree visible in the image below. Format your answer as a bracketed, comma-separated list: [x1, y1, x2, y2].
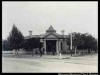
[7, 24, 24, 56]
[93, 38, 98, 52]
[72, 32, 80, 54]
[23, 37, 43, 56]
[2, 39, 12, 51]
[77, 33, 98, 54]
[84, 34, 98, 53]
[2, 39, 8, 51]
[67, 32, 98, 55]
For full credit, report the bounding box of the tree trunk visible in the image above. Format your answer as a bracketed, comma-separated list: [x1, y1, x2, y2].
[15, 49, 16, 56]
[32, 49, 34, 57]
[83, 50, 84, 54]
[78, 50, 80, 55]
[75, 46, 77, 55]
[15, 49, 18, 57]
[16, 50, 18, 56]
[88, 49, 90, 54]
[16, 49, 19, 56]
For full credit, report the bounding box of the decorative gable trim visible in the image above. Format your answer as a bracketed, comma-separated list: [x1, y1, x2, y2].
[43, 33, 59, 38]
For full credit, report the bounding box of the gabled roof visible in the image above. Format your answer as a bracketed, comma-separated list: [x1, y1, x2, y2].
[43, 32, 60, 38]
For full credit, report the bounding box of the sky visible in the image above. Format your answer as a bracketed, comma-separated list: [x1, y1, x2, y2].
[2, 1, 98, 40]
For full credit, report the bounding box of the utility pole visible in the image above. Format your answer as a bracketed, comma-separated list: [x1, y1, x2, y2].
[73, 33, 76, 55]
[70, 32, 72, 56]
[59, 30, 65, 59]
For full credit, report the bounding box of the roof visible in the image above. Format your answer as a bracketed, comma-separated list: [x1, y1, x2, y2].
[25, 35, 40, 39]
[25, 26, 68, 39]
[25, 34, 68, 39]
[46, 26, 56, 33]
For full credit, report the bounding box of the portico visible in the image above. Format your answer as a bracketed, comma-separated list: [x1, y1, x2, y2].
[41, 39, 60, 55]
[40, 26, 67, 55]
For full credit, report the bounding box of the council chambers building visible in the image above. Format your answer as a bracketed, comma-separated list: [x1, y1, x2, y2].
[25, 26, 69, 55]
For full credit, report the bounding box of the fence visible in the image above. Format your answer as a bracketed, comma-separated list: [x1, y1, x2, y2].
[2, 49, 97, 55]
[65, 49, 97, 54]
[2, 50, 26, 54]
[2, 49, 38, 54]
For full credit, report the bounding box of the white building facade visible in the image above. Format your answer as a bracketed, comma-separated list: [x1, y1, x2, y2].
[26, 26, 68, 55]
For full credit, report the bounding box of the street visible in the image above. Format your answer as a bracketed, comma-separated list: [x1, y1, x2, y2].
[2, 53, 98, 73]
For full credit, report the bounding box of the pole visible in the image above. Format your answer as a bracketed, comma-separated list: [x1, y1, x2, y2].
[75, 46, 76, 55]
[60, 52, 61, 59]
[70, 32, 72, 56]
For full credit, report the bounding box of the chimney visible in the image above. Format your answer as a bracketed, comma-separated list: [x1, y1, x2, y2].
[61, 30, 65, 35]
[29, 30, 32, 36]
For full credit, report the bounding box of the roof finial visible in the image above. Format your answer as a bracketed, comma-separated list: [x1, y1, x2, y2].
[50, 13, 52, 26]
[46, 26, 56, 33]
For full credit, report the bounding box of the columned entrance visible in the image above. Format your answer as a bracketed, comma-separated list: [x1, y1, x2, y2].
[43, 39, 59, 55]
[40, 26, 67, 55]
[46, 40, 56, 54]
[26, 26, 68, 55]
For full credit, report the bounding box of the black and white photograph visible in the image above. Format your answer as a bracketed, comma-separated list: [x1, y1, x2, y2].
[2, 1, 98, 73]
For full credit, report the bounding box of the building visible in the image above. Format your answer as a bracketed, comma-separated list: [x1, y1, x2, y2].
[25, 26, 68, 55]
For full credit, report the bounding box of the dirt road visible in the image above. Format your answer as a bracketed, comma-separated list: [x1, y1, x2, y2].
[2, 53, 98, 73]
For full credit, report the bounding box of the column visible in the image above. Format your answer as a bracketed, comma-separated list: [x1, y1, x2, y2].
[44, 40, 47, 55]
[63, 39, 67, 51]
[56, 40, 59, 55]
[65, 39, 67, 51]
[59, 40, 61, 52]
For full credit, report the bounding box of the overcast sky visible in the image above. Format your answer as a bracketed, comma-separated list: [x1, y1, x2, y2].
[2, 1, 98, 40]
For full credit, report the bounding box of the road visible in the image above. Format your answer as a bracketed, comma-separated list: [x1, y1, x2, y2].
[2, 53, 98, 73]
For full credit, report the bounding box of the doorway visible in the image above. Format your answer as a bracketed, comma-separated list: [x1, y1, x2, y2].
[46, 40, 56, 54]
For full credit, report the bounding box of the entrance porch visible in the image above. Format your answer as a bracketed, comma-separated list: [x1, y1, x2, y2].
[42, 39, 63, 55]
[46, 40, 56, 55]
